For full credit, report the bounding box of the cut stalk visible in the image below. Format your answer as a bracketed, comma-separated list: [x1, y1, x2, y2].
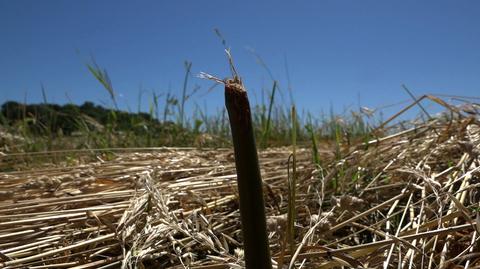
[287, 105, 297, 253]
[224, 76, 272, 269]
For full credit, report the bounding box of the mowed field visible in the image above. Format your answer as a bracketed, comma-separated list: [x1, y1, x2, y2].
[0, 102, 479, 268]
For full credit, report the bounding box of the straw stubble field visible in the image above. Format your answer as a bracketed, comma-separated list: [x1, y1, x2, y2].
[0, 105, 479, 268]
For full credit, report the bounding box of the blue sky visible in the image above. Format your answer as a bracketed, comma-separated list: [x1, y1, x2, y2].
[1, 0, 479, 119]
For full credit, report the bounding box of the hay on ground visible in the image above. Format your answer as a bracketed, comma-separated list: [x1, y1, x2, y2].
[0, 96, 479, 268]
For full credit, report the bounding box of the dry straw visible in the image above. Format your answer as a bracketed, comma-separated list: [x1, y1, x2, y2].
[0, 96, 479, 268]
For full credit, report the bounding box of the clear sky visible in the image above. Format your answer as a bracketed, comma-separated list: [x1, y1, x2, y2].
[1, 0, 479, 118]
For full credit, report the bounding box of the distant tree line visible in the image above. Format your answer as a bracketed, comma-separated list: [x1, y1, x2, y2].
[0, 101, 172, 136]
